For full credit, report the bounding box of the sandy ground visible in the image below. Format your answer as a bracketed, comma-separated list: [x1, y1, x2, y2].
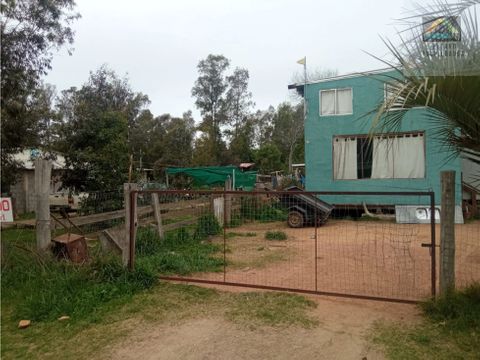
[192, 220, 480, 301]
[108, 287, 419, 360]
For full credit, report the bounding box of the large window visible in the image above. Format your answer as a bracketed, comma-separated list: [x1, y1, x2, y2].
[320, 88, 352, 116]
[333, 133, 425, 180]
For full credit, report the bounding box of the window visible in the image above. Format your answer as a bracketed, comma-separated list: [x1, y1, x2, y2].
[320, 88, 352, 116]
[357, 138, 373, 179]
[333, 133, 425, 180]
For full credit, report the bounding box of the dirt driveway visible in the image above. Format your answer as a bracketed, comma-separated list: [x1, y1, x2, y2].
[189, 220, 480, 301]
[108, 287, 418, 360]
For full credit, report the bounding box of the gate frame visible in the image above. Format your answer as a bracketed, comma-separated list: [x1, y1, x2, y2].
[127, 189, 436, 303]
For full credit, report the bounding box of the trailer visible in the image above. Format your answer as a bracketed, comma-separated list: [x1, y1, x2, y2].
[276, 186, 334, 228]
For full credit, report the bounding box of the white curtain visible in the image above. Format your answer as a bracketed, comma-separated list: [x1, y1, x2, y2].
[333, 138, 357, 179]
[371, 137, 394, 178]
[321, 90, 335, 115]
[372, 135, 425, 179]
[393, 135, 425, 178]
[336, 88, 352, 114]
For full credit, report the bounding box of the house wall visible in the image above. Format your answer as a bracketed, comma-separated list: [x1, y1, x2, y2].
[303, 70, 462, 205]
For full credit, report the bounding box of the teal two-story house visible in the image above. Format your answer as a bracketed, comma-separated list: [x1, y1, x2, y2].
[289, 68, 465, 210]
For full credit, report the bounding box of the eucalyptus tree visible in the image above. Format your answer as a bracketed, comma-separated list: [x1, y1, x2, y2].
[1, 0, 80, 188]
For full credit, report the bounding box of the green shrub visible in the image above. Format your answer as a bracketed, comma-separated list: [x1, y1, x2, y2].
[265, 231, 287, 241]
[194, 214, 222, 240]
[240, 197, 287, 222]
[421, 284, 480, 330]
[1, 234, 156, 323]
[135, 225, 223, 276]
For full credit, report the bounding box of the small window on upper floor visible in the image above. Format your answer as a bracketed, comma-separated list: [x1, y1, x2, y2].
[320, 88, 352, 116]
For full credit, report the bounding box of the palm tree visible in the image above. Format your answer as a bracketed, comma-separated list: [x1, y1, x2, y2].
[371, 0, 480, 164]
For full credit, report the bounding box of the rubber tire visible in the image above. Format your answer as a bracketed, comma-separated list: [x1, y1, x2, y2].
[287, 210, 304, 228]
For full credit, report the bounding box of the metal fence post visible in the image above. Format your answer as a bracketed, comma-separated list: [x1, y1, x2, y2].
[440, 171, 456, 294]
[430, 192, 436, 297]
[35, 159, 52, 251]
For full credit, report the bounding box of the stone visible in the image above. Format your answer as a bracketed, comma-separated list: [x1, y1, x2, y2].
[18, 320, 31, 329]
[58, 316, 70, 321]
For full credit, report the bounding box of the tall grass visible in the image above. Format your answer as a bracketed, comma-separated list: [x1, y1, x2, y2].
[1, 213, 224, 324]
[421, 284, 480, 330]
[1, 239, 156, 322]
[372, 284, 480, 359]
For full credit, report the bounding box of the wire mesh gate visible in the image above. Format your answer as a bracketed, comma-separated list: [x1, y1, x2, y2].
[128, 190, 438, 303]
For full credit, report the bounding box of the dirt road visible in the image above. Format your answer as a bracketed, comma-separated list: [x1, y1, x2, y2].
[108, 288, 418, 360]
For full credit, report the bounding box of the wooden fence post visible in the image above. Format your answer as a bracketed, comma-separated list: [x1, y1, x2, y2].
[152, 193, 164, 240]
[35, 159, 52, 251]
[124, 183, 138, 268]
[440, 171, 456, 294]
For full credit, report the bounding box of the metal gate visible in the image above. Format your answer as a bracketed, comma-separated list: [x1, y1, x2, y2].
[128, 190, 436, 303]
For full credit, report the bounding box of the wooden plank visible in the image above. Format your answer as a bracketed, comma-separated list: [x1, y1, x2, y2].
[68, 200, 210, 227]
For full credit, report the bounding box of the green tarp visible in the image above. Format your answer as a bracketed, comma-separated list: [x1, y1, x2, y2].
[166, 166, 257, 190]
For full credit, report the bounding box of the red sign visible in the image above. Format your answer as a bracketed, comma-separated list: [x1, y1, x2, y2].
[0, 198, 14, 222]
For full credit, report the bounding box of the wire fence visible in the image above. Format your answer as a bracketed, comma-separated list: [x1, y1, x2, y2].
[126, 189, 479, 303]
[50, 190, 125, 238]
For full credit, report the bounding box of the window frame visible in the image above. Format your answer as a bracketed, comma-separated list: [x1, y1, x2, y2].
[319, 87, 353, 116]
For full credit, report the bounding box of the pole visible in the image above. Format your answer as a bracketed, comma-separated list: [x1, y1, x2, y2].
[303, 57, 307, 122]
[35, 159, 52, 251]
[440, 171, 456, 294]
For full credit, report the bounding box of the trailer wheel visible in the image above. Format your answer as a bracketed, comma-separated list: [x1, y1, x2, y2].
[287, 211, 304, 228]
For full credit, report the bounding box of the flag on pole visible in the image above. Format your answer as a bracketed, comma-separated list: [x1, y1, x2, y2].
[296, 57, 306, 65]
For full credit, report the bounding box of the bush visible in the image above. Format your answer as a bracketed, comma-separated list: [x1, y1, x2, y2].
[265, 231, 287, 241]
[194, 214, 222, 240]
[421, 284, 480, 330]
[240, 197, 287, 222]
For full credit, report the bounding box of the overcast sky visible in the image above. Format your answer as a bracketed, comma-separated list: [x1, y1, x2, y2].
[45, 0, 414, 120]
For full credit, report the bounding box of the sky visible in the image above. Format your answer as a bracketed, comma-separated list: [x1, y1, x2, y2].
[45, 0, 414, 120]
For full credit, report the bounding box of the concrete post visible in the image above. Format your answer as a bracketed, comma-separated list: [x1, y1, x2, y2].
[152, 193, 164, 240]
[35, 159, 52, 251]
[440, 171, 456, 294]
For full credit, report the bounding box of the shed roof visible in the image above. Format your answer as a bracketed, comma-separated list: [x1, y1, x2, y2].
[13, 149, 66, 170]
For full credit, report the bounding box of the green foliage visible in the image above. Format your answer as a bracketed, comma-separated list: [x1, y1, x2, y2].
[1, 222, 224, 325]
[135, 225, 223, 275]
[271, 103, 304, 170]
[371, 2, 480, 163]
[240, 197, 287, 222]
[57, 67, 149, 191]
[1, 231, 156, 323]
[1, 0, 80, 188]
[194, 214, 222, 240]
[421, 284, 480, 330]
[78, 190, 123, 215]
[372, 284, 480, 359]
[265, 231, 287, 241]
[253, 143, 284, 173]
